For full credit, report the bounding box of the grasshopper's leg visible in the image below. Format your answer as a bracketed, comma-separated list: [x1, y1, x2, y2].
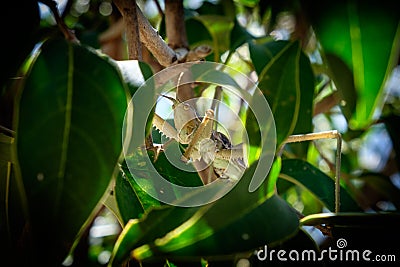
[150, 113, 180, 160]
[281, 130, 343, 213]
[181, 109, 214, 162]
[152, 113, 179, 141]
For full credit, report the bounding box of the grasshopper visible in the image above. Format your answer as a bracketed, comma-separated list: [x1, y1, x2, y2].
[152, 94, 247, 182]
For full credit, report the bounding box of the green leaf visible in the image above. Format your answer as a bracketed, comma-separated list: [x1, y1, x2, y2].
[325, 53, 357, 121]
[115, 166, 147, 225]
[198, 0, 237, 19]
[109, 206, 199, 265]
[303, 0, 400, 129]
[265, 156, 281, 198]
[237, 0, 259, 8]
[280, 159, 362, 212]
[288, 51, 315, 158]
[186, 18, 213, 48]
[122, 148, 204, 208]
[195, 15, 234, 61]
[132, 195, 298, 261]
[249, 40, 302, 146]
[15, 38, 129, 265]
[119, 160, 162, 212]
[110, 162, 299, 264]
[153, 146, 204, 188]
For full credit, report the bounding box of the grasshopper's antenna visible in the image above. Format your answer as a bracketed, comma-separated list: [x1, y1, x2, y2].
[158, 93, 180, 106]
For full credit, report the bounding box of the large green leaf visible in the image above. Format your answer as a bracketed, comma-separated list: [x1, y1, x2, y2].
[249, 40, 302, 146]
[14, 38, 129, 265]
[302, 0, 400, 129]
[280, 159, 362, 212]
[109, 162, 299, 265]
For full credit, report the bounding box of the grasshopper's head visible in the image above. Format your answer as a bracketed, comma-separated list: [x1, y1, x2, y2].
[159, 94, 200, 144]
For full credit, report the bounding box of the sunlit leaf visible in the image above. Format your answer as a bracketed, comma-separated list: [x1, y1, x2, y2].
[302, 0, 400, 129]
[249, 40, 302, 146]
[115, 165, 147, 225]
[109, 205, 199, 265]
[109, 162, 299, 265]
[280, 159, 362, 212]
[15, 38, 129, 265]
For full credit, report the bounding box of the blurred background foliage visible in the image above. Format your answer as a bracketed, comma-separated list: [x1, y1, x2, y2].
[1, 0, 400, 266]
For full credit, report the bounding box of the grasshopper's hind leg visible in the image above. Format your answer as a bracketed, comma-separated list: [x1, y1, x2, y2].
[181, 109, 215, 162]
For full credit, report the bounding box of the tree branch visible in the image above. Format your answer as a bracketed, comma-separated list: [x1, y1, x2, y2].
[113, 0, 142, 60]
[136, 2, 177, 66]
[313, 91, 340, 116]
[165, 0, 188, 49]
[111, 0, 177, 66]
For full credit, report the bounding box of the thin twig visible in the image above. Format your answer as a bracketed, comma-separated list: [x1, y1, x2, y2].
[313, 91, 340, 116]
[281, 130, 342, 213]
[39, 0, 79, 43]
[0, 125, 15, 136]
[153, 0, 164, 17]
[113, 0, 142, 60]
[165, 0, 188, 49]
